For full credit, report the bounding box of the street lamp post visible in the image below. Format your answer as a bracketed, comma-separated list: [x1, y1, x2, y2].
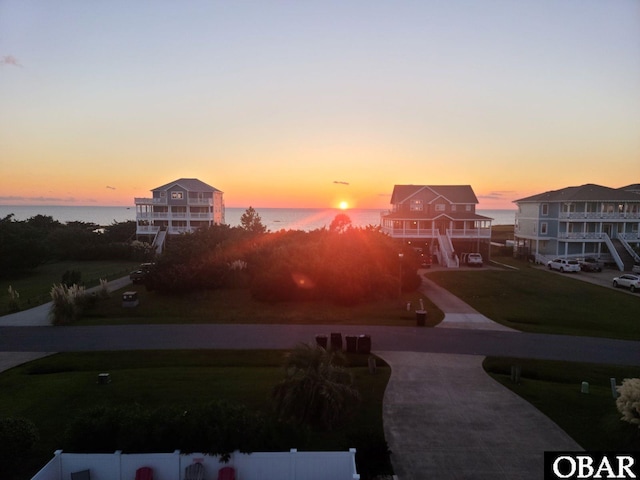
[398, 252, 404, 301]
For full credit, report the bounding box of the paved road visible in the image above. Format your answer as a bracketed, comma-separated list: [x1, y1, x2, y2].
[0, 324, 639, 365]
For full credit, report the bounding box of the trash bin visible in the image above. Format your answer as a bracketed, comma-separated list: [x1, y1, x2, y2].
[345, 335, 357, 353]
[330, 332, 342, 351]
[315, 335, 328, 349]
[415, 310, 427, 327]
[122, 291, 139, 308]
[357, 334, 371, 354]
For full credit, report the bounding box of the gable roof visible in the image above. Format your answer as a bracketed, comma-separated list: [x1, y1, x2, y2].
[390, 185, 479, 205]
[152, 178, 221, 193]
[514, 184, 640, 203]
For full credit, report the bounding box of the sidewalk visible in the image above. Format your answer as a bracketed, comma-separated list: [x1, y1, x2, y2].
[375, 273, 581, 480]
[0, 276, 133, 373]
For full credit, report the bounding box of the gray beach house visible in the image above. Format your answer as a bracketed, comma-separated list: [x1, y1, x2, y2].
[513, 183, 640, 271]
[135, 178, 225, 253]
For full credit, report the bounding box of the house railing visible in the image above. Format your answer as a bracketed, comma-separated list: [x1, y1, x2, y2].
[135, 198, 213, 206]
[447, 228, 491, 238]
[559, 212, 640, 220]
[619, 232, 640, 242]
[557, 232, 606, 240]
[136, 212, 214, 220]
[380, 226, 438, 237]
[381, 226, 490, 239]
[32, 449, 360, 480]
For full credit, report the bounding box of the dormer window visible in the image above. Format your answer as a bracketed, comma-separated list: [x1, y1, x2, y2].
[171, 191, 184, 200]
[410, 199, 423, 211]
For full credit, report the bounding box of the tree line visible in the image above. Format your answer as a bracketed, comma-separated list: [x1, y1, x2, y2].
[0, 214, 145, 277]
[145, 209, 422, 305]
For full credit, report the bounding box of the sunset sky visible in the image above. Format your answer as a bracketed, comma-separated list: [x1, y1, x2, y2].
[1, 1, 638, 210]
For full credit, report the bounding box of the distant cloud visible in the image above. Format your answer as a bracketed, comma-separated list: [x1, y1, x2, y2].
[0, 195, 77, 203]
[333, 180, 350, 185]
[1, 55, 23, 67]
[106, 186, 116, 190]
[478, 191, 517, 201]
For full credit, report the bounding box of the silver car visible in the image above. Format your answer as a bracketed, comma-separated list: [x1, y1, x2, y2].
[612, 274, 640, 293]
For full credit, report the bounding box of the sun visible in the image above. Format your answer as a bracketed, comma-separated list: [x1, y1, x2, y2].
[339, 201, 349, 210]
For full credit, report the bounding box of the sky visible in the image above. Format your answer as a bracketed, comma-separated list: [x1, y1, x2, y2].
[1, 0, 639, 210]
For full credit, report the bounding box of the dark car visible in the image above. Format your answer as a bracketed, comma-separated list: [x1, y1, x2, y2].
[579, 258, 602, 272]
[129, 263, 154, 283]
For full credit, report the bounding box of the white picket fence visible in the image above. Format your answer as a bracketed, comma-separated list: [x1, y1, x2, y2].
[31, 449, 360, 480]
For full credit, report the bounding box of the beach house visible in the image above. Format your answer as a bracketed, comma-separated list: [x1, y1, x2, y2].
[513, 184, 640, 271]
[380, 185, 492, 267]
[135, 178, 224, 253]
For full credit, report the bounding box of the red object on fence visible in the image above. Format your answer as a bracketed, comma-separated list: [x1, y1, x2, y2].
[135, 466, 153, 480]
[217, 466, 236, 480]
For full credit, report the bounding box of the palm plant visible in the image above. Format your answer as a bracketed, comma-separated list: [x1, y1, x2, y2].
[272, 343, 360, 430]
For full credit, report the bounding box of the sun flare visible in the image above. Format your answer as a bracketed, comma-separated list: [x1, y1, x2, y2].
[339, 201, 349, 210]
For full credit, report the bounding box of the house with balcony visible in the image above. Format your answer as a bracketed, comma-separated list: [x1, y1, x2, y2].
[135, 178, 224, 253]
[513, 184, 640, 271]
[380, 185, 492, 267]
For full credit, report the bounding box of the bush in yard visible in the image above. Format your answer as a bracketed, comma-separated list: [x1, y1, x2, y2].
[616, 378, 640, 428]
[49, 283, 87, 325]
[272, 344, 361, 430]
[0, 416, 39, 476]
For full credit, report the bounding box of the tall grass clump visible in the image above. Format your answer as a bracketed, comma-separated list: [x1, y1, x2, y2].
[49, 283, 86, 325]
[98, 278, 110, 299]
[7, 285, 20, 313]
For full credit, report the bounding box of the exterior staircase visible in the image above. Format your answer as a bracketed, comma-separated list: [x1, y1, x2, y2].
[152, 230, 167, 255]
[610, 238, 636, 271]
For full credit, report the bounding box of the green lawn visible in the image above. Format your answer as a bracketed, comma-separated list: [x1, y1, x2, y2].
[483, 357, 640, 451]
[1, 261, 139, 314]
[81, 286, 443, 326]
[425, 257, 640, 340]
[0, 350, 391, 480]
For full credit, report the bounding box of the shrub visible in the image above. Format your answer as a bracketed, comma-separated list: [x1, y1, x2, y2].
[49, 283, 87, 325]
[616, 378, 640, 428]
[7, 285, 20, 313]
[0, 416, 39, 475]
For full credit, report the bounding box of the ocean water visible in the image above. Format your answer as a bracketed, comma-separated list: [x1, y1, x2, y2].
[0, 205, 516, 230]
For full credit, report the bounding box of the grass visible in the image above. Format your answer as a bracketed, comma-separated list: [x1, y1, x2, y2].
[1, 261, 139, 315]
[81, 287, 443, 326]
[0, 350, 391, 480]
[483, 357, 640, 451]
[3, 256, 640, 478]
[425, 257, 640, 340]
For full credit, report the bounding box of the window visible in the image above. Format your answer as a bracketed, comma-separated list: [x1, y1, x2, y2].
[465, 205, 472, 211]
[541, 204, 549, 215]
[410, 199, 423, 211]
[541, 222, 548, 235]
[435, 204, 445, 212]
[171, 191, 184, 200]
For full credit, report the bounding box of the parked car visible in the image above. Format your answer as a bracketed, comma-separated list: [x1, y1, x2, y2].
[466, 253, 483, 267]
[547, 258, 581, 273]
[579, 257, 602, 272]
[612, 274, 640, 293]
[129, 263, 154, 283]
